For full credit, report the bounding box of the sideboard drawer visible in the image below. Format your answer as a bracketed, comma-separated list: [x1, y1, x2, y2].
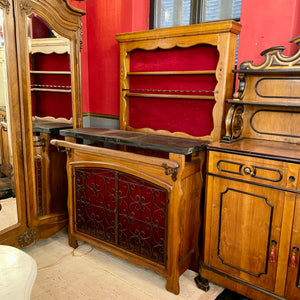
[208, 151, 299, 191]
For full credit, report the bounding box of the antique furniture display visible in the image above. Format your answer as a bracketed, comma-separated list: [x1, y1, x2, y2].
[199, 38, 300, 300]
[0, 0, 84, 247]
[51, 21, 241, 295]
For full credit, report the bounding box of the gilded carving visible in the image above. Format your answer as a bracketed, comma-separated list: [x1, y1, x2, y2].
[0, 0, 10, 14]
[18, 229, 37, 247]
[19, 1, 32, 14]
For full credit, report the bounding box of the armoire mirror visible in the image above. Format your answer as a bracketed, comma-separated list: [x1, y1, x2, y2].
[0, 8, 18, 232]
[0, 0, 84, 247]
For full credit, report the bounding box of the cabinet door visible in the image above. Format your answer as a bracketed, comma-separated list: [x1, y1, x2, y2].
[205, 176, 285, 292]
[73, 167, 168, 265]
[285, 193, 300, 300]
[33, 133, 68, 217]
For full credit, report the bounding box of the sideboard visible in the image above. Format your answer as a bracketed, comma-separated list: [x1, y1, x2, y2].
[198, 37, 300, 300]
[51, 20, 240, 294]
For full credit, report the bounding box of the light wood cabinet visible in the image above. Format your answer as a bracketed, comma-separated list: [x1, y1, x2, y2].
[202, 142, 300, 299]
[32, 119, 72, 217]
[198, 39, 300, 299]
[51, 21, 240, 295]
[52, 130, 206, 295]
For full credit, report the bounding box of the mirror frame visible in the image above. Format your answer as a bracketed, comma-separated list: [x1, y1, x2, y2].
[15, 0, 84, 230]
[0, 0, 28, 246]
[0, 0, 84, 246]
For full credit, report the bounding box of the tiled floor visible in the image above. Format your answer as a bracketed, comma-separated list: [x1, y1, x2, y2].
[23, 229, 224, 300]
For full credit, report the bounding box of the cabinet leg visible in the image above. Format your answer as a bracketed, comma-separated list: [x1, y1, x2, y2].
[194, 274, 210, 292]
[166, 276, 180, 295]
[69, 235, 78, 249]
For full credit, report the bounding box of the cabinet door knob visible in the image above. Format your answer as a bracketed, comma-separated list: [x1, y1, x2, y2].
[289, 247, 299, 268]
[289, 176, 295, 182]
[244, 167, 254, 176]
[269, 240, 277, 263]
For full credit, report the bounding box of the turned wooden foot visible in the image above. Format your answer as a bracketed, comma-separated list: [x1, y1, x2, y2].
[69, 236, 79, 249]
[194, 274, 210, 292]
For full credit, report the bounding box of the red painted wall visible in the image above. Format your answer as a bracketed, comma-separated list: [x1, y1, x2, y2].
[71, 0, 300, 117]
[83, 0, 149, 116]
[238, 0, 300, 67]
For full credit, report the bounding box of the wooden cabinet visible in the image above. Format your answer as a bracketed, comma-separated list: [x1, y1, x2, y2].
[0, 0, 84, 247]
[50, 21, 240, 295]
[202, 142, 300, 299]
[198, 39, 300, 300]
[116, 20, 241, 141]
[54, 128, 207, 295]
[32, 118, 72, 217]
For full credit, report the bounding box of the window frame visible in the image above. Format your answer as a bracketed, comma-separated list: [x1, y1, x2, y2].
[149, 0, 241, 29]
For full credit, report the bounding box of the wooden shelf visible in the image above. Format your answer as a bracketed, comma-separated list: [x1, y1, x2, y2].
[227, 99, 300, 107]
[127, 70, 216, 76]
[233, 68, 300, 74]
[31, 88, 72, 93]
[30, 70, 71, 75]
[126, 92, 216, 101]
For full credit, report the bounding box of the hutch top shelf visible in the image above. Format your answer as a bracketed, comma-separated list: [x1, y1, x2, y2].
[115, 20, 241, 142]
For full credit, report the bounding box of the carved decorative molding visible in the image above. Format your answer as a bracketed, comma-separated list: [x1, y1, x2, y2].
[0, 0, 10, 14]
[18, 229, 37, 247]
[223, 104, 244, 141]
[19, 1, 32, 14]
[239, 36, 300, 71]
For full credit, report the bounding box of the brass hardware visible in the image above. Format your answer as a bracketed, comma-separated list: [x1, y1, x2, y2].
[244, 166, 254, 176]
[57, 146, 72, 158]
[289, 246, 299, 268]
[289, 176, 295, 182]
[161, 162, 178, 182]
[269, 240, 277, 263]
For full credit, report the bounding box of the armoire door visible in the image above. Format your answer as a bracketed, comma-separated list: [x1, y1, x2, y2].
[11, 0, 84, 242]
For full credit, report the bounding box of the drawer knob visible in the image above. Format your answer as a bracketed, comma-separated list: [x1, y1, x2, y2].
[289, 176, 295, 182]
[244, 167, 254, 176]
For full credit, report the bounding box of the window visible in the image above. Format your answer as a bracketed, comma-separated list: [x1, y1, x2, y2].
[149, 0, 242, 29]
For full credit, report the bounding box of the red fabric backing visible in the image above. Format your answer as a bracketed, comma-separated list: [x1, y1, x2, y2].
[129, 97, 215, 137]
[31, 53, 72, 119]
[128, 45, 219, 136]
[130, 45, 219, 72]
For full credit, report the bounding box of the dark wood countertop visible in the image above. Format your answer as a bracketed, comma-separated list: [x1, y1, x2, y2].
[32, 120, 72, 134]
[60, 127, 209, 155]
[208, 138, 300, 164]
